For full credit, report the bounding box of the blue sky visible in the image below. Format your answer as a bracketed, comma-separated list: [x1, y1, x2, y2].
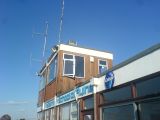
[0, 0, 160, 119]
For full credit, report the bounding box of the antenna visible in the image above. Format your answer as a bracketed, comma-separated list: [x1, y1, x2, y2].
[43, 21, 48, 58]
[58, 0, 65, 44]
[32, 21, 49, 62]
[30, 53, 42, 67]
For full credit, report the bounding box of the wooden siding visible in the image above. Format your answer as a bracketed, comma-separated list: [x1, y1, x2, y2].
[56, 50, 113, 94]
[39, 50, 113, 103]
[45, 80, 57, 101]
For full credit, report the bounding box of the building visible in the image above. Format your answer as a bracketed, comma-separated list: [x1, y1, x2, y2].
[93, 43, 160, 120]
[37, 43, 160, 120]
[37, 43, 113, 120]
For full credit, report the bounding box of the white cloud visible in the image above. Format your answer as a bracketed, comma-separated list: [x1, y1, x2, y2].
[0, 100, 30, 105]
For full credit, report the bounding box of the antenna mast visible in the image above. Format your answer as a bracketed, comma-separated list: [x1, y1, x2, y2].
[43, 21, 48, 58]
[32, 21, 49, 63]
[58, 0, 65, 44]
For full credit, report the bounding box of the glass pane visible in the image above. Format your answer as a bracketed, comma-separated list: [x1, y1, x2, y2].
[102, 104, 135, 120]
[84, 97, 94, 109]
[75, 56, 84, 77]
[99, 66, 107, 74]
[71, 102, 78, 120]
[45, 110, 50, 120]
[139, 100, 160, 120]
[137, 76, 160, 97]
[49, 56, 57, 83]
[39, 79, 45, 90]
[60, 103, 70, 120]
[64, 60, 74, 75]
[50, 108, 55, 120]
[84, 115, 93, 120]
[103, 86, 131, 102]
[71, 102, 77, 112]
[64, 54, 73, 59]
[99, 60, 106, 65]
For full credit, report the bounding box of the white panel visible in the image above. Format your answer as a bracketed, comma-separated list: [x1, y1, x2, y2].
[93, 78, 105, 92]
[90, 56, 94, 62]
[114, 49, 160, 86]
[97, 49, 160, 91]
[59, 44, 113, 59]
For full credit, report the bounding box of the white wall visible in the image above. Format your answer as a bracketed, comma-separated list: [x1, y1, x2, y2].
[95, 49, 160, 92]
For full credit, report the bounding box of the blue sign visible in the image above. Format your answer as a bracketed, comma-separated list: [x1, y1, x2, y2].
[57, 83, 93, 105]
[44, 98, 56, 109]
[105, 71, 115, 89]
[44, 82, 94, 109]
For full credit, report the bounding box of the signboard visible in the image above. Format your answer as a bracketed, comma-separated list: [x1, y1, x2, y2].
[44, 82, 94, 110]
[44, 98, 56, 110]
[105, 71, 115, 89]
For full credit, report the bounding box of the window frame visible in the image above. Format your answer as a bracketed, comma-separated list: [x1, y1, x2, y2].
[83, 96, 94, 110]
[101, 103, 137, 120]
[98, 59, 108, 74]
[48, 55, 58, 83]
[39, 70, 47, 91]
[63, 53, 75, 77]
[75, 55, 85, 78]
[70, 101, 78, 120]
[63, 53, 85, 78]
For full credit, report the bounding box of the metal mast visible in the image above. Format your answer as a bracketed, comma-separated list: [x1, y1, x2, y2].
[58, 0, 65, 44]
[43, 21, 48, 58]
[32, 21, 49, 64]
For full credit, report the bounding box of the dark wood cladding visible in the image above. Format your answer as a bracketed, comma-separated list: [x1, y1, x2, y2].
[45, 81, 57, 101]
[39, 50, 113, 103]
[56, 50, 113, 95]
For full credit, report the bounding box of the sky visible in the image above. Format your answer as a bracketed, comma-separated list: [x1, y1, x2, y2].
[0, 0, 160, 119]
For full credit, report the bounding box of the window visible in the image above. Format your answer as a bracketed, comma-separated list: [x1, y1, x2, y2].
[84, 97, 94, 109]
[102, 86, 132, 103]
[102, 104, 135, 120]
[71, 102, 78, 120]
[63, 54, 74, 76]
[139, 99, 160, 120]
[38, 112, 45, 120]
[39, 79, 45, 91]
[48, 56, 57, 83]
[75, 56, 84, 77]
[50, 108, 56, 120]
[84, 115, 93, 120]
[59, 101, 78, 120]
[99, 60, 108, 74]
[63, 54, 84, 78]
[39, 71, 46, 90]
[45, 110, 50, 120]
[60, 103, 70, 120]
[136, 76, 160, 97]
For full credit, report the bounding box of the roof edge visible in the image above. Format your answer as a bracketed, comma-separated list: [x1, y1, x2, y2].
[98, 43, 160, 77]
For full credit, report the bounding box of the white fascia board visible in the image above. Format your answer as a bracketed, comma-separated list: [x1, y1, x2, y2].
[59, 44, 113, 59]
[97, 49, 160, 88]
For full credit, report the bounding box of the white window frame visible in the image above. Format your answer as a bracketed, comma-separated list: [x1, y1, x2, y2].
[63, 53, 85, 78]
[98, 59, 108, 74]
[63, 53, 75, 77]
